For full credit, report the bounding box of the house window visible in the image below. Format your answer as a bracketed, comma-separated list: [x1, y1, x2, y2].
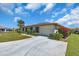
[35, 27, 39, 33]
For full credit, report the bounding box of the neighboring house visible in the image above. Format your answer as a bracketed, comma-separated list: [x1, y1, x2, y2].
[0, 25, 8, 32]
[23, 22, 71, 36]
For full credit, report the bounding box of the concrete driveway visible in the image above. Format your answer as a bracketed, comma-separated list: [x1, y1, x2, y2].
[0, 36, 67, 56]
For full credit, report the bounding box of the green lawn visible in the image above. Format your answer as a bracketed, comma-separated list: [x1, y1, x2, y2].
[66, 34, 79, 56]
[0, 32, 31, 42]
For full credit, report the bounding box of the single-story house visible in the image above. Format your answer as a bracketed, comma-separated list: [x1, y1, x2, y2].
[23, 22, 71, 36]
[0, 25, 8, 32]
[71, 28, 79, 34]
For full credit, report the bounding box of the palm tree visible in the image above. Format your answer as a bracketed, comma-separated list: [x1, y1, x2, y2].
[17, 19, 25, 33]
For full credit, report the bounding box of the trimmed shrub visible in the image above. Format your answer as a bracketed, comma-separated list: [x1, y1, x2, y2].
[67, 31, 72, 36]
[31, 30, 38, 36]
[27, 28, 32, 34]
[58, 29, 64, 36]
[58, 29, 71, 38]
[48, 33, 63, 40]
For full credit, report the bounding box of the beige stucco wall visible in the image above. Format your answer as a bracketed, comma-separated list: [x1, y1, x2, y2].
[39, 25, 57, 36]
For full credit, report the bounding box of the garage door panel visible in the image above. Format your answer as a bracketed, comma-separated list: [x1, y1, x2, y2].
[39, 26, 52, 36]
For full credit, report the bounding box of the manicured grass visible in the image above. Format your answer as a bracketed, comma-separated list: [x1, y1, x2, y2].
[0, 32, 31, 42]
[66, 34, 79, 56]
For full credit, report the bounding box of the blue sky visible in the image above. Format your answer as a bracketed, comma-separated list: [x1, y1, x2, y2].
[0, 3, 79, 28]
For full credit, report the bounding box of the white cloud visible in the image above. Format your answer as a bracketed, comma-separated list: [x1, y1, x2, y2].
[52, 12, 58, 17]
[51, 8, 67, 18]
[7, 9, 14, 15]
[14, 17, 21, 22]
[70, 7, 79, 20]
[24, 3, 55, 13]
[67, 22, 73, 25]
[55, 6, 79, 25]
[55, 14, 70, 23]
[15, 6, 29, 17]
[25, 3, 42, 11]
[67, 21, 79, 25]
[43, 3, 55, 13]
[52, 15, 56, 18]
[45, 19, 54, 23]
[46, 4, 71, 20]
[1, 6, 13, 15]
[61, 8, 67, 13]
[0, 3, 14, 15]
[15, 7, 23, 14]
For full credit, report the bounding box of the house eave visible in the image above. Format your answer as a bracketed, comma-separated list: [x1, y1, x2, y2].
[25, 22, 71, 30]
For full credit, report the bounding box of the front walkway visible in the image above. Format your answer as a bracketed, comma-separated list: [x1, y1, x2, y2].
[0, 36, 67, 56]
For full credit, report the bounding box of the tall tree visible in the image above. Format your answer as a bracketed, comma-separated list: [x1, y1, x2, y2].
[17, 19, 25, 33]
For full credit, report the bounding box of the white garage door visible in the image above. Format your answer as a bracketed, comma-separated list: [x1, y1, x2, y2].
[39, 26, 53, 36]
